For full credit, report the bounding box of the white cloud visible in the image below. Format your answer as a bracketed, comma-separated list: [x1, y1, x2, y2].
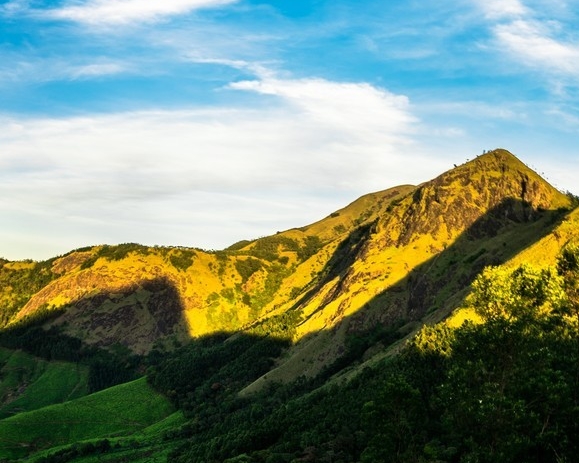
[0, 79, 418, 200]
[229, 76, 415, 140]
[0, 76, 442, 260]
[187, 57, 276, 79]
[545, 108, 579, 128]
[494, 19, 579, 75]
[0, 56, 132, 84]
[43, 0, 238, 26]
[70, 63, 129, 79]
[475, 0, 579, 80]
[0, 0, 29, 16]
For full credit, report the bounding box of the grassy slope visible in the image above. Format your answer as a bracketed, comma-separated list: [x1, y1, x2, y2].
[0, 348, 89, 419]
[26, 410, 188, 463]
[0, 377, 175, 460]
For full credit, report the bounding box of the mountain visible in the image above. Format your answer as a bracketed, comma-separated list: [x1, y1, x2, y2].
[1, 148, 578, 462]
[4, 149, 569, 356]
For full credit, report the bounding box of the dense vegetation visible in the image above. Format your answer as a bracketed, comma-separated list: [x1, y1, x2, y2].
[79, 243, 151, 269]
[361, 249, 579, 463]
[151, 245, 579, 463]
[147, 333, 290, 415]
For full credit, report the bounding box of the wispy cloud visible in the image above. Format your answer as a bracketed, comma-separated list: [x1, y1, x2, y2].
[475, 0, 579, 81]
[41, 0, 238, 26]
[545, 107, 579, 129]
[418, 100, 527, 122]
[494, 19, 579, 76]
[0, 0, 29, 16]
[0, 56, 131, 84]
[70, 62, 130, 79]
[229, 76, 415, 139]
[475, 0, 528, 19]
[0, 76, 419, 198]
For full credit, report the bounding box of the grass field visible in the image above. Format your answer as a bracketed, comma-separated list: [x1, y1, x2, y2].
[26, 410, 187, 463]
[36, 441, 180, 463]
[0, 377, 175, 460]
[0, 348, 89, 420]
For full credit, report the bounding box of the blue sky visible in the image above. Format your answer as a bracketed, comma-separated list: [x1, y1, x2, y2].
[0, 0, 578, 260]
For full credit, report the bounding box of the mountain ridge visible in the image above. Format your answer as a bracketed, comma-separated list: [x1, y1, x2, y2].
[0, 149, 574, 374]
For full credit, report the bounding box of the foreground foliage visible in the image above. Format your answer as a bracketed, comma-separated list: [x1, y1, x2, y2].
[364, 246, 579, 462]
[152, 246, 579, 463]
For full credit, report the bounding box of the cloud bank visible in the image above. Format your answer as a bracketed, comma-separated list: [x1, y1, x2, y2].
[0, 76, 445, 260]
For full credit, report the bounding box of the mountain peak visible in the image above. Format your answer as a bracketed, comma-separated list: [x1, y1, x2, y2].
[477, 147, 520, 162]
[452, 148, 556, 193]
[439, 147, 565, 205]
[377, 148, 570, 249]
[462, 148, 535, 175]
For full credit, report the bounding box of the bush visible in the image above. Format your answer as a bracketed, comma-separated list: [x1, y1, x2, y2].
[235, 258, 263, 283]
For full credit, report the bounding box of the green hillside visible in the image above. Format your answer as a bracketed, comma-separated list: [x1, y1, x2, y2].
[0, 348, 89, 419]
[0, 377, 174, 460]
[0, 148, 578, 462]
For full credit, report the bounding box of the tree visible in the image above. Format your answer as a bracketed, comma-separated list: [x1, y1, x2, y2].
[361, 373, 427, 463]
[465, 264, 565, 326]
[557, 244, 579, 323]
[435, 258, 579, 462]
